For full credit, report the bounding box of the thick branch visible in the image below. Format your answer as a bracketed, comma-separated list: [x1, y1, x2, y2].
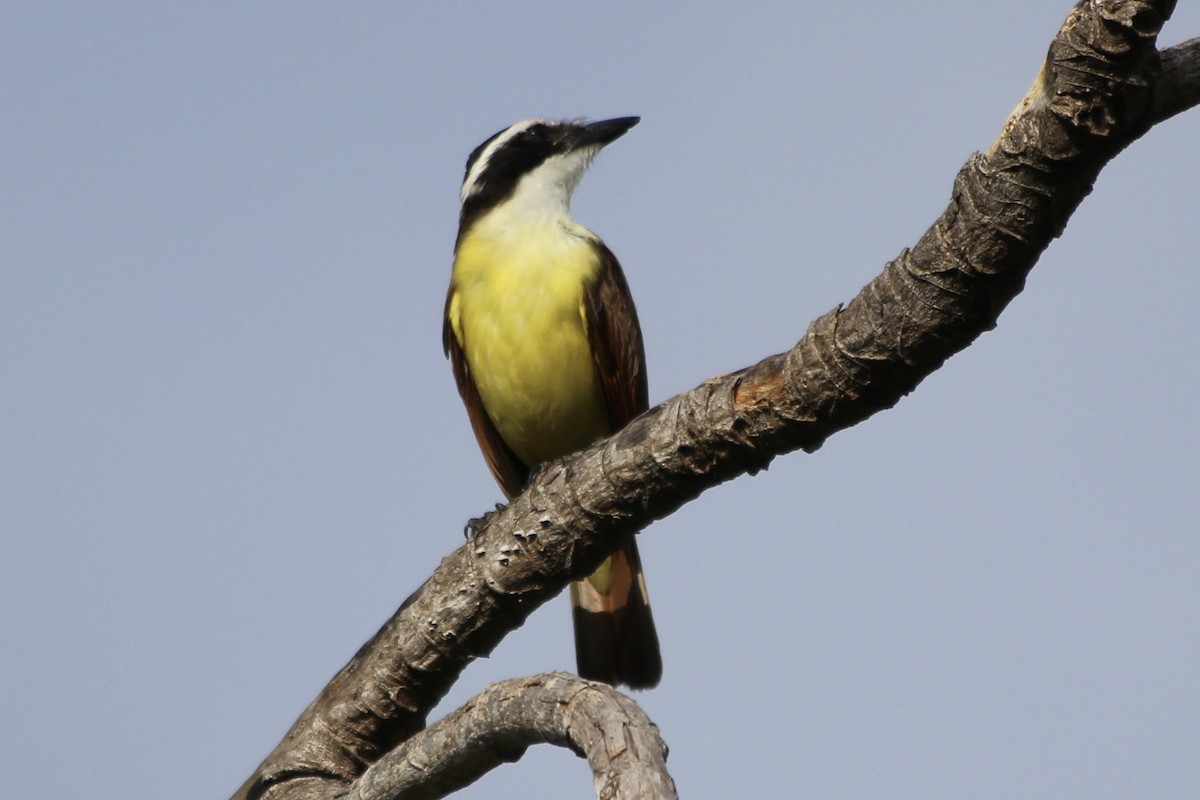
[235, 3, 1195, 799]
[347, 672, 675, 800]
[1154, 35, 1200, 120]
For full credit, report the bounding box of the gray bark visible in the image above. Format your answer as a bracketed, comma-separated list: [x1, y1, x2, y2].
[234, 3, 1199, 798]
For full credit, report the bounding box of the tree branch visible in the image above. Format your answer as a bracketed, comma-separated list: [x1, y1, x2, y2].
[1154, 35, 1200, 121]
[234, 3, 1196, 798]
[346, 672, 675, 800]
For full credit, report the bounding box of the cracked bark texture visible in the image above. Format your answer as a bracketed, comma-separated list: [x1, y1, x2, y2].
[234, 3, 1198, 799]
[350, 673, 674, 800]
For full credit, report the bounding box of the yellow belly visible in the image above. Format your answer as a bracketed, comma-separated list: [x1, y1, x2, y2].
[450, 223, 610, 466]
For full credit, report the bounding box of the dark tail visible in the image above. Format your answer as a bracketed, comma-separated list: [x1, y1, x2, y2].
[569, 540, 662, 689]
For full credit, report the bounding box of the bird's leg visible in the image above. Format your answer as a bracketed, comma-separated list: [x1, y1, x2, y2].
[463, 502, 506, 541]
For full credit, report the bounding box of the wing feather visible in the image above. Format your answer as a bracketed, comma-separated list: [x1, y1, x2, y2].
[582, 244, 649, 430]
[443, 285, 529, 499]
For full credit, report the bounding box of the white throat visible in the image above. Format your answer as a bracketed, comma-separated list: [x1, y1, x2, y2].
[503, 147, 599, 222]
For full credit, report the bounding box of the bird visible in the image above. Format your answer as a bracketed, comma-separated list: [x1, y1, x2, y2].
[443, 116, 661, 689]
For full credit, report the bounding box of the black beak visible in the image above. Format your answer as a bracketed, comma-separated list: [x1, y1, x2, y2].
[571, 116, 640, 149]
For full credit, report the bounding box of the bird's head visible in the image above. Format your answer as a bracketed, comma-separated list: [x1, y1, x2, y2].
[458, 117, 639, 228]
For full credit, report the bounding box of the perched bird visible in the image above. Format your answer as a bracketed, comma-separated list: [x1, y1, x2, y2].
[443, 117, 661, 688]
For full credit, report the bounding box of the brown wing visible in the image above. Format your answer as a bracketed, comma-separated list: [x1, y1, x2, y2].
[575, 242, 662, 688]
[583, 243, 649, 431]
[443, 285, 529, 499]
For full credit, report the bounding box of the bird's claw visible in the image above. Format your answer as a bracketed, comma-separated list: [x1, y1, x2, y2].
[463, 502, 506, 541]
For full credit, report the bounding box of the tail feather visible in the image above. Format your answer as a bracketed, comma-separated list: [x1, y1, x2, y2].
[569, 541, 662, 689]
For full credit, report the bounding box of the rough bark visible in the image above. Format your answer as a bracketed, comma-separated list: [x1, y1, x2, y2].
[234, 3, 1198, 799]
[349, 673, 675, 800]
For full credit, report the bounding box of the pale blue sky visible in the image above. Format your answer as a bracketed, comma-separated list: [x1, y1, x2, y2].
[4, 4, 1199, 798]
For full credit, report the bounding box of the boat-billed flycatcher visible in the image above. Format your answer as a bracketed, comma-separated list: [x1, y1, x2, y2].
[443, 116, 661, 689]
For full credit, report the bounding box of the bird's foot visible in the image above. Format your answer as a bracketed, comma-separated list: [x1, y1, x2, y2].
[463, 503, 506, 541]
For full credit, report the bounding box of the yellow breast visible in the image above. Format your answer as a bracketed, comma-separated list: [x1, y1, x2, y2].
[448, 217, 611, 466]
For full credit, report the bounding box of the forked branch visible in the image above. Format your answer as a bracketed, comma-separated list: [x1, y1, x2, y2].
[235, 4, 1198, 799]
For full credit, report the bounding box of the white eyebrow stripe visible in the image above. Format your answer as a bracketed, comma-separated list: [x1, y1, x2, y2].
[460, 118, 548, 204]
